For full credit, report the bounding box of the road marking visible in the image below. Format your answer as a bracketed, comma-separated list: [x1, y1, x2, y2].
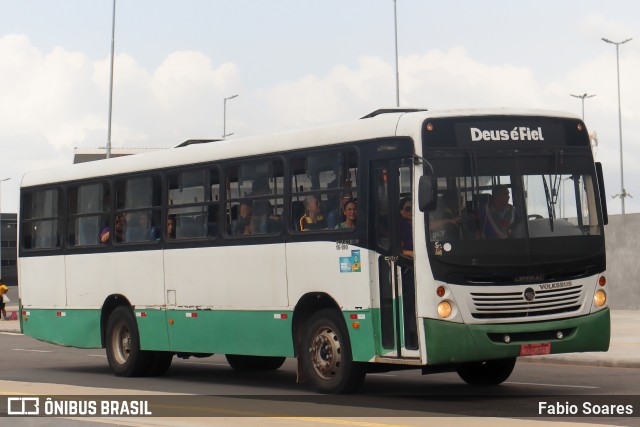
[11, 348, 53, 353]
[0, 332, 22, 336]
[506, 381, 598, 389]
[277, 418, 413, 427]
[155, 403, 413, 426]
[87, 354, 107, 358]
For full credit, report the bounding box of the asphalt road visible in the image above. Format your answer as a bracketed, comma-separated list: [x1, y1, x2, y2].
[1, 332, 639, 427]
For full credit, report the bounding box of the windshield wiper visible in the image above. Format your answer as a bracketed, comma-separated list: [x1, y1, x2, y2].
[542, 175, 555, 231]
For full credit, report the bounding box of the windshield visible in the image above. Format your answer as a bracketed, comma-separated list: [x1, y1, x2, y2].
[424, 149, 605, 279]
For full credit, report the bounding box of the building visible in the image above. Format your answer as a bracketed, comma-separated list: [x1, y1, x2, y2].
[1, 213, 17, 285]
[73, 147, 165, 164]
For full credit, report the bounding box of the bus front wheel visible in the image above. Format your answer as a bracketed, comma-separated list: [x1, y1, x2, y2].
[105, 306, 150, 377]
[301, 309, 365, 394]
[456, 357, 516, 385]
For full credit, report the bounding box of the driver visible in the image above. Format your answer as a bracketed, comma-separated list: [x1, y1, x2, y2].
[478, 185, 522, 239]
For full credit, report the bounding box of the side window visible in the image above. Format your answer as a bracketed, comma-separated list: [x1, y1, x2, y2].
[167, 167, 220, 240]
[21, 188, 62, 250]
[290, 149, 358, 232]
[115, 175, 162, 243]
[67, 182, 110, 247]
[225, 159, 284, 236]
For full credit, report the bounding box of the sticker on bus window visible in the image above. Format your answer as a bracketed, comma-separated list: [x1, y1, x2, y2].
[434, 242, 443, 256]
[340, 250, 361, 273]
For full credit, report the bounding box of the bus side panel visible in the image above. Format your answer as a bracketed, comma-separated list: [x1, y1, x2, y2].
[65, 252, 166, 308]
[134, 309, 170, 351]
[159, 310, 294, 356]
[20, 256, 67, 307]
[286, 241, 377, 362]
[163, 245, 290, 355]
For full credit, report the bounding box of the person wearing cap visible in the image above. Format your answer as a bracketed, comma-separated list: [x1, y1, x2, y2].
[299, 195, 327, 231]
[0, 281, 8, 320]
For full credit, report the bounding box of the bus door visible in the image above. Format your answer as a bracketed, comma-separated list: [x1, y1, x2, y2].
[371, 159, 419, 359]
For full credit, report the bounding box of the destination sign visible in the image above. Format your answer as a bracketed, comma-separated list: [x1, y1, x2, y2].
[455, 120, 565, 147]
[470, 126, 545, 142]
[422, 117, 590, 149]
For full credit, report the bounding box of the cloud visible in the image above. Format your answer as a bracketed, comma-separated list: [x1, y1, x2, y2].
[400, 47, 543, 109]
[581, 13, 637, 42]
[0, 34, 99, 148]
[0, 35, 242, 211]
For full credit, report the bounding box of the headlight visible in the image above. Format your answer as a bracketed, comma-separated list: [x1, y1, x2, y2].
[594, 289, 607, 307]
[437, 301, 452, 319]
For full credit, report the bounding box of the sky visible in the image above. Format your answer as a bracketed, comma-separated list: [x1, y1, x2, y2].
[0, 0, 639, 214]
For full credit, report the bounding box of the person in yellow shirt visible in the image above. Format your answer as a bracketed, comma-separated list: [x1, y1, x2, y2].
[0, 282, 9, 320]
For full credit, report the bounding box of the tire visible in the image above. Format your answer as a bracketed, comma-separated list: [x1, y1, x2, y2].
[105, 306, 151, 377]
[456, 357, 516, 385]
[147, 352, 173, 377]
[226, 354, 286, 371]
[300, 308, 365, 394]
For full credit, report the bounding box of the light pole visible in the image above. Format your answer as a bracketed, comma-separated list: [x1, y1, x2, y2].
[0, 177, 10, 280]
[569, 93, 596, 121]
[106, 0, 117, 159]
[602, 37, 632, 214]
[393, 0, 400, 107]
[222, 94, 238, 138]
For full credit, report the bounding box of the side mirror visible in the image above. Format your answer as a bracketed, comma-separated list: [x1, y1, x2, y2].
[418, 175, 437, 212]
[595, 162, 608, 225]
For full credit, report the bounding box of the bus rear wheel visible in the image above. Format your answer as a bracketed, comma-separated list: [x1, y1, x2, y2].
[456, 357, 516, 385]
[147, 352, 173, 376]
[301, 309, 365, 394]
[226, 354, 286, 371]
[105, 306, 151, 377]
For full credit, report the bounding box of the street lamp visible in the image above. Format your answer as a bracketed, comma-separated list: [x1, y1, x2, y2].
[569, 93, 596, 121]
[0, 177, 10, 280]
[393, 0, 400, 107]
[602, 37, 632, 214]
[106, 0, 117, 159]
[222, 94, 239, 138]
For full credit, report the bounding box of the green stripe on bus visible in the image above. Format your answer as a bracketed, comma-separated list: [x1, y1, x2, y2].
[22, 308, 379, 361]
[22, 309, 102, 348]
[160, 310, 295, 356]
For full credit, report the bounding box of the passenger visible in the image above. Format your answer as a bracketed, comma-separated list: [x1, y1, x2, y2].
[429, 190, 462, 241]
[125, 211, 160, 242]
[250, 178, 279, 234]
[100, 214, 124, 243]
[477, 185, 522, 239]
[167, 216, 176, 239]
[299, 195, 327, 231]
[327, 192, 353, 229]
[335, 199, 357, 229]
[399, 197, 414, 258]
[231, 200, 252, 236]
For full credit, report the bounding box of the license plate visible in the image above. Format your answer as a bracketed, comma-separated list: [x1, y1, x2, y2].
[520, 342, 551, 356]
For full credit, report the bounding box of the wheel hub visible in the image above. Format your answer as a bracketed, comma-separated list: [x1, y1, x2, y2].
[309, 326, 341, 379]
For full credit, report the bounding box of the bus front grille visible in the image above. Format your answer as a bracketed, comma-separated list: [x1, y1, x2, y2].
[469, 285, 584, 319]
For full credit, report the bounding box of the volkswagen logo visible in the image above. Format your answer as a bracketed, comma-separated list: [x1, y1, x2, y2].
[524, 287, 536, 302]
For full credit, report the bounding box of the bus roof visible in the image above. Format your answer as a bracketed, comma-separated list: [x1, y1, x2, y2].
[21, 108, 580, 188]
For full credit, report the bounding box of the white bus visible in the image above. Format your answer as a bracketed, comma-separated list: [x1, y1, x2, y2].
[18, 108, 610, 393]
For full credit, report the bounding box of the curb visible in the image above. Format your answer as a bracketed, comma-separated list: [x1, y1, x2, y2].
[519, 355, 640, 369]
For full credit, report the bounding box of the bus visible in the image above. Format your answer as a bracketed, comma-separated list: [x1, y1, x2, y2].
[18, 108, 610, 393]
